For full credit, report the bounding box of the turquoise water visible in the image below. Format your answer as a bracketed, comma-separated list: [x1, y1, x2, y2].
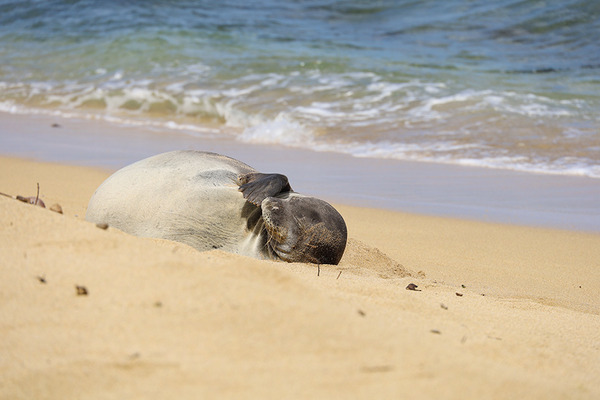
[1, 0, 599, 177]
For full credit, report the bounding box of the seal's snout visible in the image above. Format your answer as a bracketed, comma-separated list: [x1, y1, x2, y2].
[261, 197, 286, 231]
[261, 197, 289, 250]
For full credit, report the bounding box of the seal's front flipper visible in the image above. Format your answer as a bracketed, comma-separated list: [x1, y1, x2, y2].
[238, 173, 292, 206]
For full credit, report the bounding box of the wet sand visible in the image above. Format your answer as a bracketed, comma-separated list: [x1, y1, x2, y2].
[2, 111, 600, 232]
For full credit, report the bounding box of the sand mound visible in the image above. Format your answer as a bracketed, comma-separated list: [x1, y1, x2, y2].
[339, 238, 413, 279]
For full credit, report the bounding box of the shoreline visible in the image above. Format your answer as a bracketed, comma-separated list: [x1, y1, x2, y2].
[2, 111, 600, 232]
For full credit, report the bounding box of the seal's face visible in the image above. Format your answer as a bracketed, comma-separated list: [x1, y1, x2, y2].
[261, 194, 347, 265]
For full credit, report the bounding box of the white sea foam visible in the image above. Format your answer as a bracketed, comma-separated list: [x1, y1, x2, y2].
[1, 69, 599, 179]
[239, 113, 314, 145]
[231, 112, 600, 178]
[2, 97, 599, 178]
[4, 71, 589, 132]
[320, 140, 600, 178]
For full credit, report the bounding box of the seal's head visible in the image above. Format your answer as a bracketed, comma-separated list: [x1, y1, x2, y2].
[261, 193, 347, 265]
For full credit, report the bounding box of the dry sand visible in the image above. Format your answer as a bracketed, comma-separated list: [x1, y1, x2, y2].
[1, 155, 599, 399]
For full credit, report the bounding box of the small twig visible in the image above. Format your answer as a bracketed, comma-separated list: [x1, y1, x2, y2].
[2, 185, 45, 207]
[317, 264, 320, 277]
[336, 270, 342, 280]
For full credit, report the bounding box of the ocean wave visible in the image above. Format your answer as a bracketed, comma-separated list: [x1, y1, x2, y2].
[234, 117, 600, 179]
[346, 144, 600, 178]
[2, 98, 599, 179]
[318, 140, 600, 179]
[239, 114, 315, 145]
[1, 69, 597, 129]
[1, 66, 599, 179]
[2, 0, 600, 183]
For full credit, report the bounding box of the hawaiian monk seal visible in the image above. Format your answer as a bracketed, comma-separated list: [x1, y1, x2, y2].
[85, 150, 347, 264]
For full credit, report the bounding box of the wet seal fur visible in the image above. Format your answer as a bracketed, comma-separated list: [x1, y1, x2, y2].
[85, 151, 347, 264]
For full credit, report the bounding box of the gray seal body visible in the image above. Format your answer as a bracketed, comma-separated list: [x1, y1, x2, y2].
[85, 151, 347, 264]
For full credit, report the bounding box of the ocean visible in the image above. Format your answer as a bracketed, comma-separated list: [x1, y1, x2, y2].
[1, 0, 599, 178]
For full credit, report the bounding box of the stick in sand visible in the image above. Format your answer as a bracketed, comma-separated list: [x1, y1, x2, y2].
[1, 183, 45, 207]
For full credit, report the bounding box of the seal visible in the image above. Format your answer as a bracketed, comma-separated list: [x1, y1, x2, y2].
[85, 150, 347, 265]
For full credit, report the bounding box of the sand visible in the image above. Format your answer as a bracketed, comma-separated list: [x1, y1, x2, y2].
[1, 155, 599, 399]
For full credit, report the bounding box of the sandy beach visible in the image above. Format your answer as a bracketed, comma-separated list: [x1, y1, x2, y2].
[3, 1, 600, 398]
[1, 154, 599, 399]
